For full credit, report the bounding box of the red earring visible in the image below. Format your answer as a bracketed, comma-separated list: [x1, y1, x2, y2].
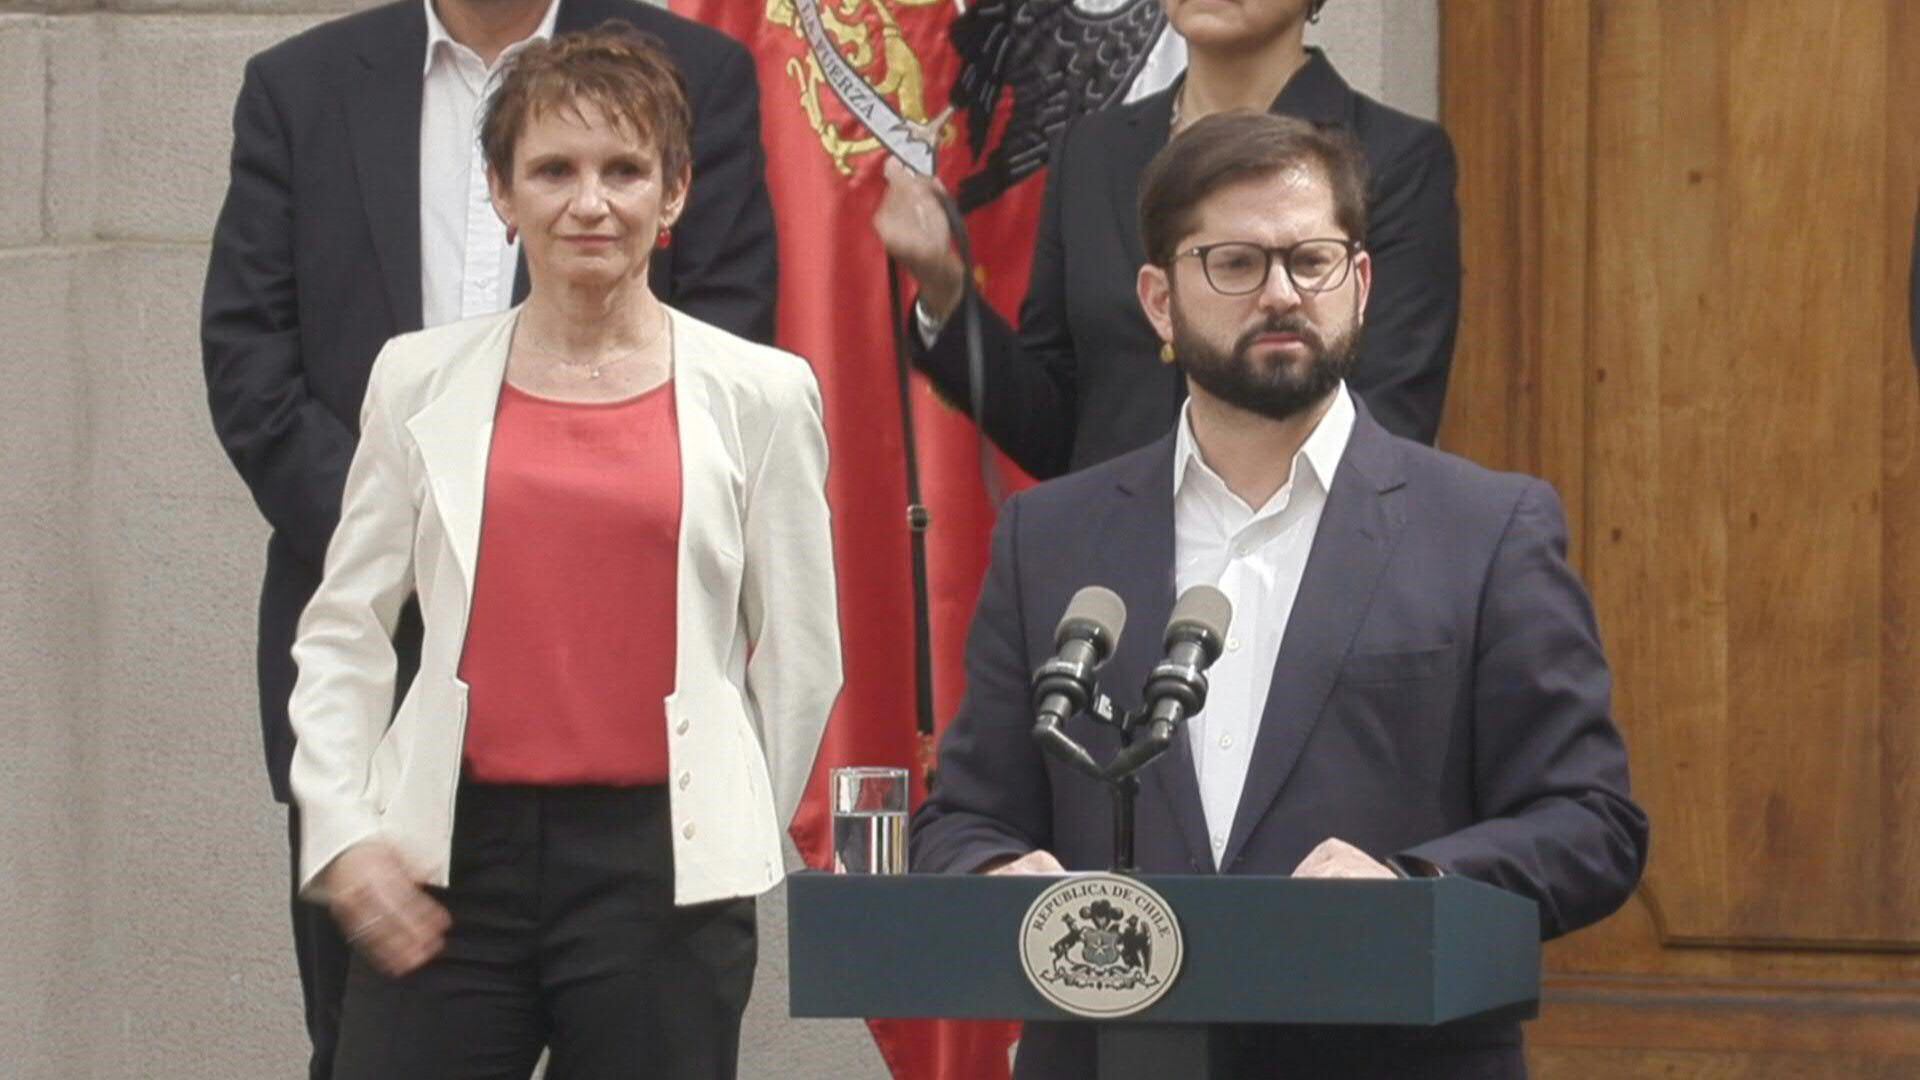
[656, 227, 673, 250]
[505, 224, 518, 244]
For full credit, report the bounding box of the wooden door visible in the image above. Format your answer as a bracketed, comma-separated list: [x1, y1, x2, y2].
[1439, 2, 1920, 1074]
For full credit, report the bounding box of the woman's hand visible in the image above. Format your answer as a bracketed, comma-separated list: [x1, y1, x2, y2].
[324, 840, 451, 978]
[871, 156, 968, 322]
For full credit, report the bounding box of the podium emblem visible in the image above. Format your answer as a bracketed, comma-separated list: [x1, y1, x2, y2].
[1019, 874, 1183, 1018]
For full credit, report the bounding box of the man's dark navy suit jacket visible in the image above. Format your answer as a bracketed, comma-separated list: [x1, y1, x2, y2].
[912, 400, 1649, 1078]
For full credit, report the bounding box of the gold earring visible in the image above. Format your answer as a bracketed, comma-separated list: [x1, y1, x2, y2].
[1159, 342, 1176, 364]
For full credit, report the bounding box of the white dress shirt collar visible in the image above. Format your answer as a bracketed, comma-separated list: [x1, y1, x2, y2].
[1173, 382, 1357, 512]
[422, 0, 561, 76]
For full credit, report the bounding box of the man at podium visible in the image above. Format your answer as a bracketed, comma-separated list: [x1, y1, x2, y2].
[910, 110, 1649, 1079]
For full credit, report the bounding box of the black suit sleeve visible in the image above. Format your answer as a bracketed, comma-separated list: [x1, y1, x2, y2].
[910, 495, 1057, 872]
[666, 41, 778, 344]
[912, 129, 1080, 480]
[1350, 123, 1461, 446]
[1398, 481, 1649, 939]
[201, 57, 355, 570]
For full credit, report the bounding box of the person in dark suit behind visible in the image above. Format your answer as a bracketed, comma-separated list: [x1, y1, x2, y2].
[873, 0, 1460, 479]
[199, 2, 774, 1075]
[910, 111, 1646, 1079]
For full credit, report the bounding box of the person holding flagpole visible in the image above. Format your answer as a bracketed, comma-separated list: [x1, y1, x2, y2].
[874, 0, 1460, 476]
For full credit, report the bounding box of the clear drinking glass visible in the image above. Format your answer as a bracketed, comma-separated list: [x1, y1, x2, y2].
[831, 766, 909, 874]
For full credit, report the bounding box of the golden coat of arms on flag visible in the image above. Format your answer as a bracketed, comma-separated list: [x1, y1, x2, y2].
[764, 0, 955, 177]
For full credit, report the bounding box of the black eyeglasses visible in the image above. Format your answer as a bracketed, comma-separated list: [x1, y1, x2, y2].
[1173, 238, 1362, 296]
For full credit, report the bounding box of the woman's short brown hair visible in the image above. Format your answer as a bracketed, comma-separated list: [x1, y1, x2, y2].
[481, 21, 692, 191]
[1138, 110, 1370, 266]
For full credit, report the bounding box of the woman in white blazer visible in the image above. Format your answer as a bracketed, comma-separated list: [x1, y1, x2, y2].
[285, 27, 839, 1079]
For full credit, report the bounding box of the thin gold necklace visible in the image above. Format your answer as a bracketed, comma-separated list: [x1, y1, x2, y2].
[516, 314, 668, 380]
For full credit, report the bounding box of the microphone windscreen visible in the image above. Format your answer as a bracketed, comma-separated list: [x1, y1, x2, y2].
[1055, 585, 1127, 655]
[1167, 584, 1232, 645]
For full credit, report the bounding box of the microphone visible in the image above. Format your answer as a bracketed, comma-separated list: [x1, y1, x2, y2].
[1105, 585, 1233, 779]
[1030, 586, 1127, 780]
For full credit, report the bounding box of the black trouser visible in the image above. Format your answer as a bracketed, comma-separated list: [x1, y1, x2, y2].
[331, 783, 757, 1080]
[288, 806, 351, 1080]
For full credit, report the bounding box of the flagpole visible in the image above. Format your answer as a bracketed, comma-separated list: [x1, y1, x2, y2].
[886, 259, 940, 787]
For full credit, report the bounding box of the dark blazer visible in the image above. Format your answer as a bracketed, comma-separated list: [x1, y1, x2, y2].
[201, 0, 776, 801]
[911, 400, 1647, 1078]
[914, 49, 1461, 479]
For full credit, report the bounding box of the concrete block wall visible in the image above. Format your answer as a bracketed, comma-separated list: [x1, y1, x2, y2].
[0, 245, 92, 1080]
[1310, 0, 1442, 122]
[0, 2, 1434, 1077]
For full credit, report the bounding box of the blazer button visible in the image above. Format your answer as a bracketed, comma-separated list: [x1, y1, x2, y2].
[675, 718, 690, 736]
[678, 771, 692, 790]
[682, 822, 696, 840]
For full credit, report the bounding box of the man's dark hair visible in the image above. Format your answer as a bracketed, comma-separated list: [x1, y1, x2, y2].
[1138, 110, 1370, 266]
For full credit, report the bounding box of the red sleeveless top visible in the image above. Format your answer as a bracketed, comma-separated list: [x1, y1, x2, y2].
[457, 381, 680, 786]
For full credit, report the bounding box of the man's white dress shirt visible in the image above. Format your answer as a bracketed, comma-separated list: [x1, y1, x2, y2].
[1172, 385, 1355, 868]
[419, 0, 560, 329]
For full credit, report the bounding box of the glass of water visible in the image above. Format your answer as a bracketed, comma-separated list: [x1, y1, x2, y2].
[831, 766, 909, 874]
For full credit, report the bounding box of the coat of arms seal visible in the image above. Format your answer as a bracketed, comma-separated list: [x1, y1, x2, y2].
[1018, 873, 1183, 1018]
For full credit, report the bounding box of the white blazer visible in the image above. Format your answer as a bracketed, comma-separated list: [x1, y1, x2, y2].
[288, 306, 842, 906]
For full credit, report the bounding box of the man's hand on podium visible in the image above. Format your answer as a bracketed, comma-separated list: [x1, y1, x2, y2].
[979, 849, 1068, 875]
[1291, 837, 1398, 879]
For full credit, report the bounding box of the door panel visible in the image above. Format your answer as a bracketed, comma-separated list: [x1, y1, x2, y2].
[1440, 1, 1920, 1071]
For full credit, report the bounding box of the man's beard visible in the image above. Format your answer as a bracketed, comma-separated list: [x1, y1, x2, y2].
[1173, 307, 1360, 423]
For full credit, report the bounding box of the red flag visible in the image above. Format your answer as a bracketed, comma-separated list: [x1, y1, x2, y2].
[670, 2, 1173, 1076]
